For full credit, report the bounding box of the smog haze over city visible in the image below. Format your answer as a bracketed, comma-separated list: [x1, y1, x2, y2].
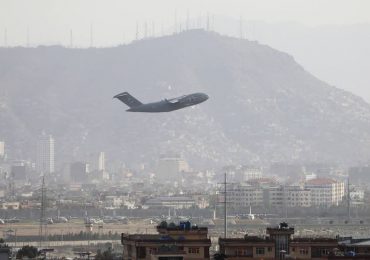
[1, 1, 370, 259]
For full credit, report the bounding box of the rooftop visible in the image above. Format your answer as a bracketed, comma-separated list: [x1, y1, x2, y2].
[306, 178, 338, 185]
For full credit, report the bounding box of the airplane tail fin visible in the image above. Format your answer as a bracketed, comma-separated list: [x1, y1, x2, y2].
[114, 92, 143, 108]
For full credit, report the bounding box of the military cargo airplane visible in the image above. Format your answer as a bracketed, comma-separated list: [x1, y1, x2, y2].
[114, 92, 208, 112]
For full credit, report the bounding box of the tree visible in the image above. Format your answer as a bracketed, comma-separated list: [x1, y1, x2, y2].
[95, 248, 113, 260]
[16, 245, 39, 259]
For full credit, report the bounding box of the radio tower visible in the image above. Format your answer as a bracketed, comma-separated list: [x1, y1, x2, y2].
[39, 176, 47, 248]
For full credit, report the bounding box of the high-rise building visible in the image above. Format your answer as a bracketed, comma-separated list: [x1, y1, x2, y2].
[98, 152, 105, 171]
[70, 162, 89, 183]
[0, 141, 4, 158]
[156, 155, 189, 181]
[36, 134, 55, 175]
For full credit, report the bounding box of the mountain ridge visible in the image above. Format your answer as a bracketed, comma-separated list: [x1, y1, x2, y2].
[1, 29, 370, 169]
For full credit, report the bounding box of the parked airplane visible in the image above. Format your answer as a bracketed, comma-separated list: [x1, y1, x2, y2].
[237, 206, 257, 220]
[114, 92, 208, 112]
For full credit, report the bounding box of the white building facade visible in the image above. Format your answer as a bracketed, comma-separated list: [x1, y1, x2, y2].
[36, 134, 55, 174]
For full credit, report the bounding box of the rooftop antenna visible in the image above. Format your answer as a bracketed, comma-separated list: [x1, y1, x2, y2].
[69, 29, 73, 48]
[186, 10, 190, 31]
[206, 13, 210, 31]
[4, 29, 7, 47]
[26, 27, 30, 47]
[239, 15, 243, 39]
[174, 9, 178, 34]
[90, 23, 93, 47]
[212, 14, 215, 31]
[136, 22, 139, 40]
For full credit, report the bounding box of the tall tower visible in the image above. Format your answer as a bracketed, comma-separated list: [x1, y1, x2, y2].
[98, 152, 105, 171]
[0, 141, 4, 158]
[36, 134, 55, 175]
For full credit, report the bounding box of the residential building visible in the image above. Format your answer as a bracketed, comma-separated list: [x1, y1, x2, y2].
[305, 178, 345, 206]
[227, 184, 263, 207]
[285, 186, 311, 207]
[121, 221, 211, 260]
[263, 186, 284, 208]
[241, 167, 262, 181]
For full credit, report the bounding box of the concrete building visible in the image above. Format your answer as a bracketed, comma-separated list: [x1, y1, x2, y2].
[36, 134, 55, 174]
[143, 196, 196, 209]
[11, 160, 27, 180]
[1, 202, 20, 210]
[121, 222, 211, 260]
[70, 162, 89, 183]
[156, 155, 189, 181]
[263, 186, 284, 208]
[219, 223, 338, 260]
[0, 141, 4, 158]
[227, 184, 263, 207]
[98, 152, 105, 171]
[285, 186, 311, 207]
[241, 167, 262, 181]
[305, 178, 345, 207]
[0, 246, 11, 260]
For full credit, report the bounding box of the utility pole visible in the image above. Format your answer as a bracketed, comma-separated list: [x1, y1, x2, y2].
[347, 176, 351, 220]
[39, 176, 46, 248]
[224, 173, 227, 238]
[218, 173, 233, 238]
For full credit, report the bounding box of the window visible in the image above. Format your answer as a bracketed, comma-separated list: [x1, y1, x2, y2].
[188, 247, 200, 254]
[268, 247, 272, 252]
[256, 248, 265, 255]
[236, 248, 247, 256]
[299, 248, 308, 255]
[149, 248, 157, 254]
[321, 249, 330, 255]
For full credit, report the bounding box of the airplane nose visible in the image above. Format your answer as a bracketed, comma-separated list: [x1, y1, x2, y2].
[203, 94, 209, 100]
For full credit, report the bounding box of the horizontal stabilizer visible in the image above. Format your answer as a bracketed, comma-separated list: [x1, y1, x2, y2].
[114, 92, 142, 108]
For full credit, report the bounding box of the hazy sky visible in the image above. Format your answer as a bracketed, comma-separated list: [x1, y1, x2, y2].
[1, 0, 369, 46]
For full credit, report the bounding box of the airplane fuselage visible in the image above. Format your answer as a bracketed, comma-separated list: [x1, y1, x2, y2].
[126, 93, 208, 112]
